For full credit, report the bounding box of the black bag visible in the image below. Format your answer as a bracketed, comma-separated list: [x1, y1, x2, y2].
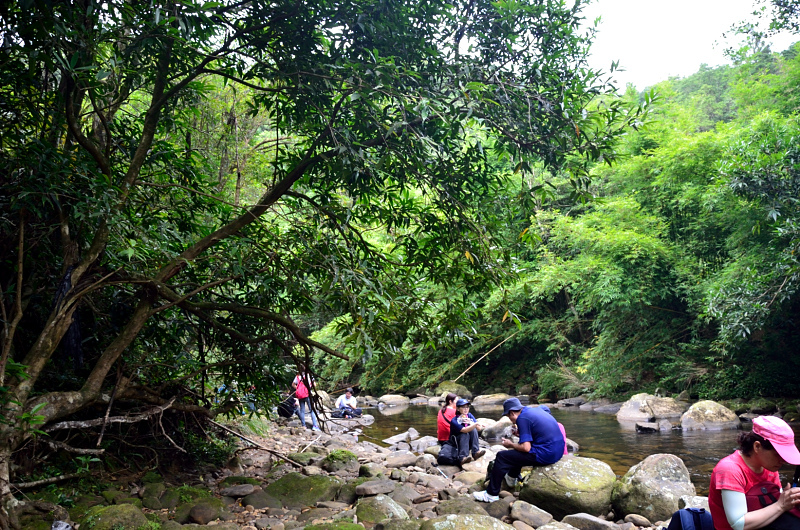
[277, 396, 295, 418]
[745, 480, 800, 530]
[330, 409, 344, 419]
[437, 440, 460, 466]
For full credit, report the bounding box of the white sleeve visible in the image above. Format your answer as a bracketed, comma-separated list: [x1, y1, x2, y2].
[335, 396, 343, 407]
[721, 489, 747, 530]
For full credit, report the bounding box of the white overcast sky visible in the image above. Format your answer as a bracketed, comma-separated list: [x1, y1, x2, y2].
[581, 0, 799, 90]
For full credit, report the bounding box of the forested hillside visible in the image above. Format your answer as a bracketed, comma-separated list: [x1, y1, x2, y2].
[312, 42, 800, 401]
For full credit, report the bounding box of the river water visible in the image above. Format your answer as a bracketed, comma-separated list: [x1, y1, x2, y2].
[360, 404, 800, 495]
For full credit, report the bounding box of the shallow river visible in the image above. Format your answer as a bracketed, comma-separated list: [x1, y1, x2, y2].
[359, 404, 800, 495]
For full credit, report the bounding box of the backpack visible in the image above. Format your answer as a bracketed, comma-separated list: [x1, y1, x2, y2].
[294, 376, 309, 399]
[745, 481, 800, 530]
[277, 396, 295, 418]
[665, 508, 713, 530]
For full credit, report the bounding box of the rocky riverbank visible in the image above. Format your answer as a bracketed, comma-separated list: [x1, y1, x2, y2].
[20, 391, 795, 530]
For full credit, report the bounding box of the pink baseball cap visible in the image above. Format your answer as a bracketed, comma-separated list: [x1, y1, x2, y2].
[753, 416, 800, 465]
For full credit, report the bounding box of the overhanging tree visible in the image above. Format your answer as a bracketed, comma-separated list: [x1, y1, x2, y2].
[0, 0, 641, 520]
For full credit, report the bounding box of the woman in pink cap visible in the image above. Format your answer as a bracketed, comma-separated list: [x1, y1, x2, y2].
[709, 416, 800, 530]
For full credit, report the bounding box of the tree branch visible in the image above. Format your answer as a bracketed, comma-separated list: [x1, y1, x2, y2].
[43, 397, 177, 433]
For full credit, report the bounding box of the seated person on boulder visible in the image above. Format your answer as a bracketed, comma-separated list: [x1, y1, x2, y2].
[473, 397, 564, 503]
[334, 387, 362, 418]
[437, 398, 485, 467]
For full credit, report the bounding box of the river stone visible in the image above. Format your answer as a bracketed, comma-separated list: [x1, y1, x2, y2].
[380, 394, 411, 406]
[611, 453, 696, 522]
[679, 495, 710, 510]
[336, 477, 371, 504]
[264, 473, 342, 509]
[557, 397, 586, 407]
[416, 453, 438, 472]
[435, 381, 473, 400]
[174, 497, 230, 524]
[360, 462, 387, 478]
[390, 484, 424, 506]
[220, 483, 255, 497]
[385, 451, 419, 468]
[510, 500, 553, 528]
[536, 523, 581, 530]
[384, 428, 420, 445]
[420, 514, 514, 530]
[748, 398, 778, 414]
[593, 403, 622, 414]
[242, 490, 283, 509]
[425, 445, 441, 457]
[462, 450, 497, 474]
[561, 513, 618, 530]
[321, 450, 360, 473]
[473, 394, 513, 407]
[624, 514, 652, 526]
[356, 479, 397, 496]
[356, 494, 410, 523]
[520, 456, 616, 519]
[455, 471, 486, 485]
[436, 497, 489, 516]
[481, 416, 513, 439]
[288, 452, 323, 465]
[410, 435, 439, 452]
[376, 520, 423, 530]
[486, 496, 515, 519]
[616, 394, 688, 423]
[83, 504, 148, 530]
[681, 401, 740, 431]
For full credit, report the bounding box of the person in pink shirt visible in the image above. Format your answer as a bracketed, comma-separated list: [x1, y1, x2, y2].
[539, 405, 568, 455]
[709, 416, 800, 530]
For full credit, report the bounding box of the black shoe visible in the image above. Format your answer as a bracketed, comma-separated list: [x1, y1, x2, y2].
[472, 450, 486, 459]
[460, 455, 473, 465]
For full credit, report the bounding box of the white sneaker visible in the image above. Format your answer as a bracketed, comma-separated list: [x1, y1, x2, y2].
[504, 473, 519, 488]
[472, 490, 500, 503]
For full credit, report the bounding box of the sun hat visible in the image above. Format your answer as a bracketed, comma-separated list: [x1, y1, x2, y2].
[753, 416, 800, 465]
[503, 397, 524, 416]
[456, 398, 470, 407]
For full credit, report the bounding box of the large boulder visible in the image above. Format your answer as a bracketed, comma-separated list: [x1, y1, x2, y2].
[510, 500, 553, 528]
[520, 457, 616, 520]
[473, 394, 512, 408]
[82, 504, 148, 530]
[355, 494, 409, 524]
[481, 416, 513, 440]
[264, 473, 342, 509]
[681, 401, 740, 431]
[380, 394, 411, 406]
[611, 454, 696, 522]
[420, 514, 515, 530]
[616, 394, 688, 423]
[321, 449, 360, 473]
[435, 381, 473, 400]
[462, 450, 497, 474]
[436, 497, 489, 516]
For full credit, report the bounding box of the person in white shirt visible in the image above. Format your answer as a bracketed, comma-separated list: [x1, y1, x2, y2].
[335, 388, 362, 418]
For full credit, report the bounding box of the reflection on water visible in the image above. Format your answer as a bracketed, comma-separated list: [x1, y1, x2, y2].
[363, 404, 800, 495]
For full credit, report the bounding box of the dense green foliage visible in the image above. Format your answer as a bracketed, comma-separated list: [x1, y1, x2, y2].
[313, 41, 800, 401]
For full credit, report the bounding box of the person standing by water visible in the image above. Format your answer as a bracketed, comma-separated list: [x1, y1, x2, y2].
[292, 371, 321, 431]
[709, 416, 800, 530]
[473, 397, 564, 503]
[437, 393, 458, 444]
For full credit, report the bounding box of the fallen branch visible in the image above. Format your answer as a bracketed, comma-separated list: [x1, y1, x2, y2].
[207, 419, 302, 468]
[42, 439, 105, 455]
[44, 397, 177, 432]
[12, 473, 82, 490]
[453, 331, 519, 382]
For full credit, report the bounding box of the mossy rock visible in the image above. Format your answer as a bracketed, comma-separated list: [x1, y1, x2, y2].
[322, 450, 359, 473]
[142, 471, 163, 483]
[161, 485, 210, 510]
[116, 496, 143, 508]
[355, 494, 409, 523]
[288, 452, 322, 465]
[264, 472, 342, 509]
[82, 503, 148, 530]
[748, 398, 778, 414]
[377, 521, 423, 530]
[101, 489, 128, 505]
[337, 477, 371, 504]
[220, 475, 261, 487]
[435, 381, 472, 400]
[174, 496, 228, 524]
[242, 490, 283, 509]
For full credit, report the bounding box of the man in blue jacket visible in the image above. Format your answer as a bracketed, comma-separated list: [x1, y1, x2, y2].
[473, 397, 565, 503]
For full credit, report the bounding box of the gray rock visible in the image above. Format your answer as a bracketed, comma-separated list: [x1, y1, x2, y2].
[557, 397, 586, 407]
[593, 403, 623, 414]
[410, 435, 440, 452]
[254, 517, 284, 530]
[520, 457, 616, 520]
[385, 451, 419, 468]
[616, 394, 688, 423]
[421, 514, 514, 530]
[436, 497, 490, 516]
[514, 521, 536, 530]
[302, 465, 325, 476]
[473, 394, 513, 407]
[380, 395, 412, 407]
[219, 483, 255, 497]
[486, 496, 515, 519]
[611, 454, 696, 522]
[356, 494, 410, 523]
[536, 523, 581, 530]
[383, 428, 421, 445]
[679, 496, 710, 511]
[390, 484, 424, 506]
[481, 417, 513, 440]
[681, 401, 740, 431]
[416, 453, 437, 472]
[356, 479, 397, 496]
[561, 513, 618, 530]
[435, 381, 473, 400]
[296, 507, 335, 522]
[360, 462, 387, 478]
[510, 500, 553, 528]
